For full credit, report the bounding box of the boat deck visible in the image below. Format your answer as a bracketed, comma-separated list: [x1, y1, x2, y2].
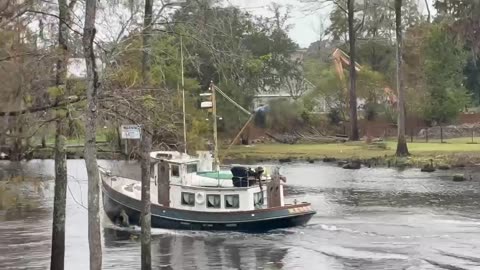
[104, 176, 159, 204]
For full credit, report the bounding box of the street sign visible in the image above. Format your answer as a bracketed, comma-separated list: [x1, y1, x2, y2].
[120, 125, 141, 139]
[200, 101, 213, 108]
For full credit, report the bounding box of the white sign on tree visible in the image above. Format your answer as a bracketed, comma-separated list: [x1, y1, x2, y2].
[120, 125, 141, 139]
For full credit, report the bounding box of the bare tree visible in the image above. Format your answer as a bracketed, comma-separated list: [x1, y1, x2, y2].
[50, 0, 76, 269]
[141, 0, 153, 269]
[82, 0, 102, 268]
[395, 0, 409, 156]
[50, 113, 67, 270]
[140, 124, 152, 270]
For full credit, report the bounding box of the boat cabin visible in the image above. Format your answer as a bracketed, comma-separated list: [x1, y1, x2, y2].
[149, 151, 285, 212]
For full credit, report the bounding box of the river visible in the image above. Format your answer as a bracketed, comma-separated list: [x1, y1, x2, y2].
[1, 160, 480, 270]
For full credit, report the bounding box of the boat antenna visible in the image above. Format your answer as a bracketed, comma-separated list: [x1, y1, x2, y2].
[181, 35, 187, 153]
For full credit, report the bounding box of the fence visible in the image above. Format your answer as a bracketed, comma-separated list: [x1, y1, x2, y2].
[364, 125, 480, 144]
[243, 112, 480, 144]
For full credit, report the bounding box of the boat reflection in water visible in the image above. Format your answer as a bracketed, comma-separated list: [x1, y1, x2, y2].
[103, 227, 289, 269]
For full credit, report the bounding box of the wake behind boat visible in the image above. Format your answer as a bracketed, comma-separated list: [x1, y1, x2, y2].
[100, 151, 316, 232]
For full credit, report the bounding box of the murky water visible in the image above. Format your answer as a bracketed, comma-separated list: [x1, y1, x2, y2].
[1, 160, 480, 270]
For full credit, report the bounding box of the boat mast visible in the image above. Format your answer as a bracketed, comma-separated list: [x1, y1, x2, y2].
[181, 35, 187, 153]
[210, 81, 220, 170]
[200, 83, 251, 169]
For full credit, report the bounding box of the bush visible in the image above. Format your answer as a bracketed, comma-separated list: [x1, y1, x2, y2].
[104, 128, 120, 149]
[327, 107, 342, 125]
[186, 118, 210, 152]
[364, 102, 381, 121]
[66, 118, 85, 139]
[382, 106, 398, 125]
[266, 99, 304, 132]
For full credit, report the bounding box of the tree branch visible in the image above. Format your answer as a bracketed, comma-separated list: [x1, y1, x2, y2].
[24, 9, 106, 52]
[0, 96, 85, 116]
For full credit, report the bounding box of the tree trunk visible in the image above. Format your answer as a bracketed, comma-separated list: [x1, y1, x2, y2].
[50, 0, 69, 269]
[142, 0, 153, 85]
[395, 0, 410, 156]
[424, 0, 431, 23]
[83, 0, 102, 269]
[141, 0, 153, 269]
[140, 129, 152, 270]
[347, 0, 359, 141]
[41, 135, 47, 148]
[50, 118, 67, 270]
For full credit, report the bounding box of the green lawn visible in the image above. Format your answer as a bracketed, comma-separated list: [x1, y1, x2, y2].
[223, 138, 480, 161]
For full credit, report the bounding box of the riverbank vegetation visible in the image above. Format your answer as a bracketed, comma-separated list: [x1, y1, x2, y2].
[2, 0, 480, 269]
[2, 1, 480, 160]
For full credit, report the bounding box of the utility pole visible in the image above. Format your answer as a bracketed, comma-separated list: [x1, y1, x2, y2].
[211, 81, 219, 171]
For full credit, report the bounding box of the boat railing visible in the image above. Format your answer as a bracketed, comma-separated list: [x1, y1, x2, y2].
[170, 183, 260, 191]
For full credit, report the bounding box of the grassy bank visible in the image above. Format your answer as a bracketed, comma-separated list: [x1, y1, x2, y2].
[29, 143, 126, 160]
[223, 138, 480, 167]
[21, 137, 480, 168]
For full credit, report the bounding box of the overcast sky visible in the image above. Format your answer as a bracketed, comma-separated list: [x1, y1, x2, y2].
[226, 0, 434, 48]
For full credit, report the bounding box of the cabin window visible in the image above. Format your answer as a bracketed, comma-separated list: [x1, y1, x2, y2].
[206, 194, 221, 208]
[225, 195, 240, 209]
[254, 192, 264, 208]
[171, 165, 180, 177]
[187, 164, 198, 173]
[181, 192, 195, 206]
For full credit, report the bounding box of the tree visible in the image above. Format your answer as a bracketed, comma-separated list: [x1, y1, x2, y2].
[140, 0, 152, 269]
[171, 2, 301, 133]
[347, 0, 359, 140]
[395, 0, 409, 156]
[423, 24, 469, 124]
[325, 0, 421, 42]
[82, 0, 102, 268]
[324, 0, 422, 86]
[434, 0, 480, 104]
[50, 0, 74, 268]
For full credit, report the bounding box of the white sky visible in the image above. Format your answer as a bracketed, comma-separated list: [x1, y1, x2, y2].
[226, 0, 331, 48]
[226, 0, 435, 48]
[32, 0, 434, 50]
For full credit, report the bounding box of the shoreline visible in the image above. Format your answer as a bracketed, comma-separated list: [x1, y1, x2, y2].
[223, 154, 478, 170]
[7, 144, 478, 171]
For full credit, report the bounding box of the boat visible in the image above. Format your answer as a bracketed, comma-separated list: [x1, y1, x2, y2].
[101, 150, 316, 232]
[101, 75, 315, 232]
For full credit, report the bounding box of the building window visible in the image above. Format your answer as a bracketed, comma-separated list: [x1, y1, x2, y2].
[187, 164, 197, 173]
[225, 195, 240, 209]
[171, 165, 180, 177]
[206, 194, 221, 208]
[254, 192, 264, 208]
[181, 192, 195, 206]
